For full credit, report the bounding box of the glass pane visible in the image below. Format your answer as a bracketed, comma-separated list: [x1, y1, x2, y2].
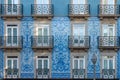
[104, 60, 108, 69]
[103, 25, 108, 36]
[43, 0, 49, 4]
[38, 29, 42, 44]
[43, 28, 48, 44]
[13, 59, 17, 69]
[44, 60, 48, 69]
[74, 60, 78, 69]
[79, 60, 84, 69]
[109, 60, 113, 69]
[13, 28, 17, 45]
[38, 60, 42, 69]
[7, 28, 12, 45]
[109, 28, 114, 36]
[8, 0, 12, 4]
[7, 60, 12, 68]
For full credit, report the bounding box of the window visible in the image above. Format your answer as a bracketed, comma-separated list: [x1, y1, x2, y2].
[102, 56, 115, 79]
[36, 24, 50, 46]
[35, 0, 50, 14]
[6, 0, 19, 14]
[72, 56, 85, 78]
[36, 56, 49, 78]
[6, 56, 19, 78]
[102, 24, 115, 46]
[72, 24, 86, 46]
[6, 25, 18, 46]
[101, 0, 115, 14]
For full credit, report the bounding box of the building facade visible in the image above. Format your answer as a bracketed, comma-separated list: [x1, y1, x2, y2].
[0, 0, 120, 79]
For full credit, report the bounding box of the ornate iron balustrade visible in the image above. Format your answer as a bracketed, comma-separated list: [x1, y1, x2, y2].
[69, 4, 90, 16]
[98, 36, 119, 49]
[98, 5, 119, 16]
[72, 69, 85, 78]
[5, 68, 19, 78]
[102, 69, 115, 79]
[36, 68, 50, 78]
[69, 36, 90, 49]
[1, 4, 23, 16]
[31, 4, 53, 16]
[0, 36, 23, 49]
[31, 36, 53, 49]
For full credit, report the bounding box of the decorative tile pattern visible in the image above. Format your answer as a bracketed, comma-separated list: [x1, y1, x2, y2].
[20, 17, 34, 78]
[87, 17, 100, 77]
[51, 17, 70, 78]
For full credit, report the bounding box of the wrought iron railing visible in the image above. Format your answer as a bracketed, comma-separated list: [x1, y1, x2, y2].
[31, 36, 53, 48]
[1, 4, 23, 16]
[102, 69, 115, 79]
[5, 68, 19, 78]
[98, 5, 119, 15]
[98, 36, 119, 48]
[72, 69, 85, 78]
[0, 36, 23, 48]
[69, 4, 90, 15]
[31, 4, 53, 16]
[69, 36, 90, 48]
[36, 68, 50, 78]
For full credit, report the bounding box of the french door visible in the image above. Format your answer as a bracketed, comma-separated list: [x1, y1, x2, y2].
[6, 0, 19, 14]
[102, 0, 115, 14]
[36, 25, 49, 46]
[72, 0, 86, 14]
[73, 24, 85, 46]
[102, 24, 115, 46]
[73, 56, 85, 78]
[6, 25, 18, 46]
[36, 0, 50, 14]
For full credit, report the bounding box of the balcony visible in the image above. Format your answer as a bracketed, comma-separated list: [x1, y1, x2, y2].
[102, 69, 115, 79]
[69, 36, 90, 51]
[98, 36, 119, 51]
[31, 36, 53, 51]
[68, 4, 90, 19]
[36, 68, 50, 79]
[72, 69, 85, 78]
[1, 4, 23, 19]
[0, 36, 23, 51]
[98, 5, 119, 19]
[31, 4, 53, 19]
[5, 68, 19, 78]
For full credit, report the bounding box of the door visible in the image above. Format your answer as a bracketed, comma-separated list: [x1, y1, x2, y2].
[102, 0, 115, 14]
[36, 0, 50, 14]
[6, 25, 18, 46]
[73, 24, 85, 46]
[36, 25, 49, 46]
[6, 0, 19, 14]
[72, 0, 86, 14]
[102, 24, 115, 46]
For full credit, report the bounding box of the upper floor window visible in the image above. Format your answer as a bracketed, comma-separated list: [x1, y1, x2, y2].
[102, 56, 115, 79]
[72, 56, 85, 78]
[72, 0, 86, 4]
[5, 56, 19, 78]
[36, 0, 50, 4]
[102, 0, 115, 4]
[6, 25, 18, 46]
[36, 56, 50, 78]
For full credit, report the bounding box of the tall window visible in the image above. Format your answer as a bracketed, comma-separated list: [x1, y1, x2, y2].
[72, 56, 85, 78]
[6, 56, 18, 78]
[6, 25, 18, 46]
[72, 24, 85, 46]
[101, 0, 115, 14]
[36, 25, 49, 46]
[102, 56, 115, 79]
[102, 24, 115, 46]
[6, 0, 19, 14]
[72, 0, 87, 14]
[36, 56, 49, 78]
[36, 0, 50, 14]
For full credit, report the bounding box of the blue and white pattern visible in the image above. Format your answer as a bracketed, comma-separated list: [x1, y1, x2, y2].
[51, 17, 70, 78]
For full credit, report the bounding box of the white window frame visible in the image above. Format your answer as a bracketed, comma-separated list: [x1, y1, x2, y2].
[73, 56, 85, 69]
[6, 25, 18, 46]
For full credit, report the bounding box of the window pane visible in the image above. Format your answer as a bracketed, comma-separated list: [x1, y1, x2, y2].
[7, 60, 12, 68]
[38, 29, 42, 44]
[79, 60, 84, 69]
[38, 60, 42, 69]
[74, 60, 78, 69]
[44, 60, 48, 69]
[13, 28, 17, 45]
[43, 28, 48, 44]
[13, 59, 17, 69]
[7, 28, 12, 44]
[8, 0, 12, 4]
[104, 60, 108, 69]
[109, 60, 113, 69]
